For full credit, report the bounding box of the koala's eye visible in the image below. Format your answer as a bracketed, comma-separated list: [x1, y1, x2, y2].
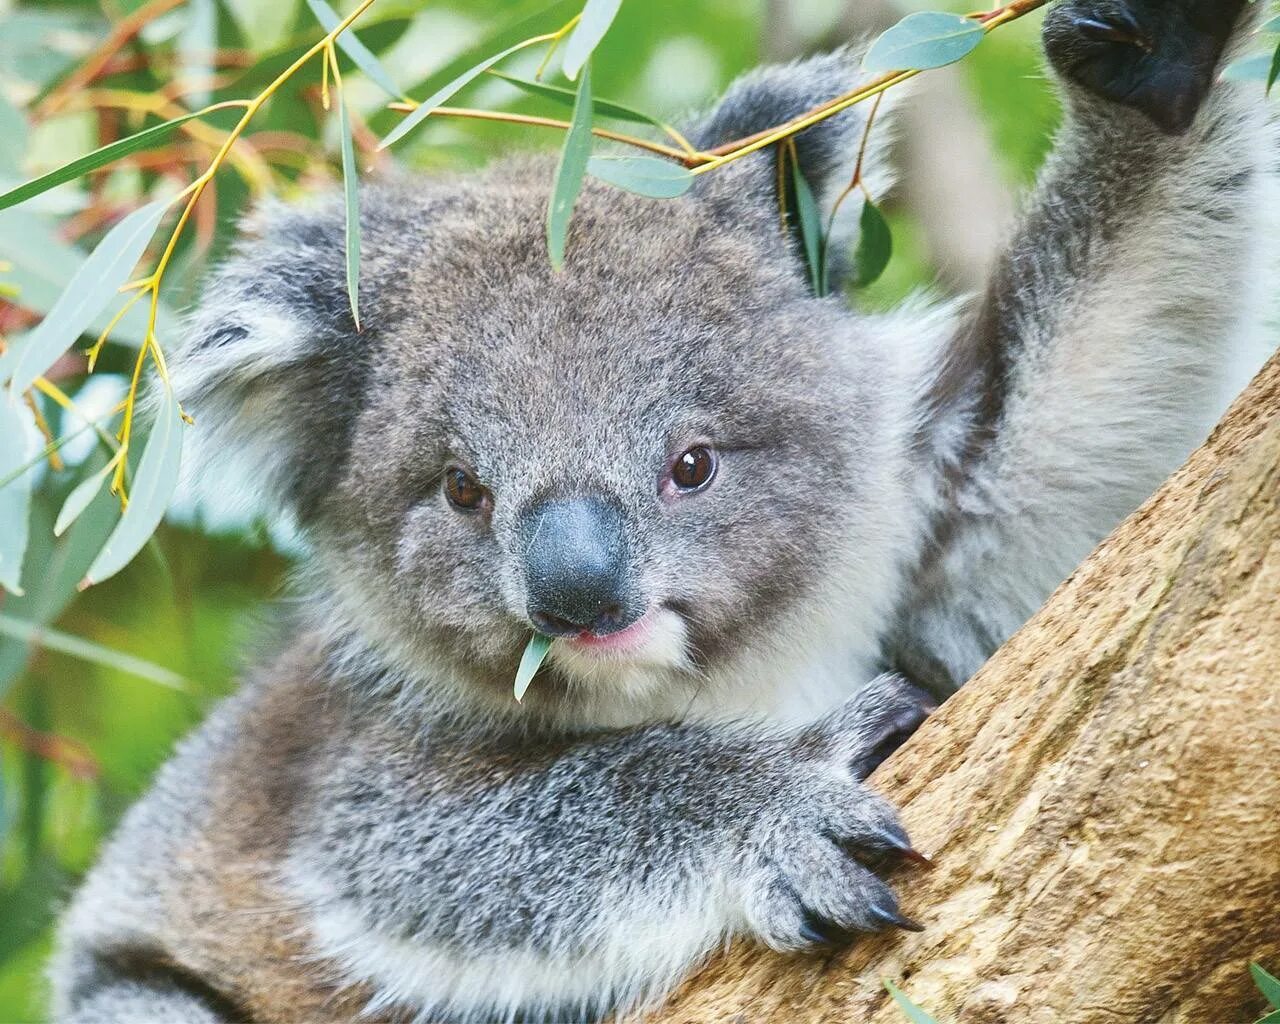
[444, 466, 490, 512]
[668, 445, 717, 494]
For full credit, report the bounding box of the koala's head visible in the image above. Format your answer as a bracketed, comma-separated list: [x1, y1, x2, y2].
[174, 51, 916, 719]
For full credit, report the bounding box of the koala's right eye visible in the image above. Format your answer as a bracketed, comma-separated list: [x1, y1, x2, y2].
[444, 466, 491, 513]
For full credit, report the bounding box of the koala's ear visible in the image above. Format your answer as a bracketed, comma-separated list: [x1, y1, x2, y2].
[171, 199, 370, 520]
[688, 47, 899, 288]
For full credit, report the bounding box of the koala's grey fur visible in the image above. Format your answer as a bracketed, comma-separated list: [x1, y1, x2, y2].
[51, 2, 1276, 1021]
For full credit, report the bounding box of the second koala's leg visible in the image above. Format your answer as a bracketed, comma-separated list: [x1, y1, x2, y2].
[892, 0, 1270, 690]
[284, 675, 931, 1022]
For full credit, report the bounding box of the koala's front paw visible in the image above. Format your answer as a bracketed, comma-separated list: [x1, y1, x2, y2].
[1043, 0, 1251, 133]
[738, 676, 934, 952]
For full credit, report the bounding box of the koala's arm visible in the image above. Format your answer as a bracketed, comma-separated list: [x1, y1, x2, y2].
[893, 0, 1270, 689]
[284, 676, 928, 1021]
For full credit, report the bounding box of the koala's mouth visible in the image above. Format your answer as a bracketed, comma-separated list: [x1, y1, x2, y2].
[562, 606, 658, 654]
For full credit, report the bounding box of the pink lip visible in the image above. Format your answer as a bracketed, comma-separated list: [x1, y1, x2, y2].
[566, 609, 655, 653]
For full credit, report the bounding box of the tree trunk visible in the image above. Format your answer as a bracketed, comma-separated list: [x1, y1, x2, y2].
[649, 355, 1280, 1024]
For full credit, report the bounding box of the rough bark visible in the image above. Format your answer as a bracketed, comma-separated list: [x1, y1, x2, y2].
[648, 354, 1280, 1023]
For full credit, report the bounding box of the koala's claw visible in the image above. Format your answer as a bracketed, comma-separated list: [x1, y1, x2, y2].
[1044, 0, 1251, 134]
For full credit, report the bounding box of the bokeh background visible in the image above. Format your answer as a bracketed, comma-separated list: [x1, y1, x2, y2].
[0, 0, 1067, 1017]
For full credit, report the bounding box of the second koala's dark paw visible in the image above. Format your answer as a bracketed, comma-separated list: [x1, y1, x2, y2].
[1043, 0, 1250, 134]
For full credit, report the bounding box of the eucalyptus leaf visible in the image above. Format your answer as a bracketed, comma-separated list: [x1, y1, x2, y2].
[587, 155, 693, 198]
[8, 199, 170, 395]
[561, 0, 623, 81]
[0, 393, 35, 595]
[863, 11, 985, 73]
[381, 35, 550, 150]
[489, 70, 663, 126]
[1268, 39, 1280, 94]
[789, 159, 826, 296]
[514, 633, 553, 701]
[1221, 52, 1273, 83]
[0, 113, 211, 212]
[883, 979, 939, 1024]
[547, 62, 594, 269]
[178, 0, 217, 108]
[54, 458, 116, 538]
[0, 613, 187, 690]
[336, 85, 363, 329]
[83, 388, 185, 586]
[853, 198, 893, 288]
[307, 0, 404, 100]
[1252, 963, 1280, 1010]
[1260, 1012, 1280, 1024]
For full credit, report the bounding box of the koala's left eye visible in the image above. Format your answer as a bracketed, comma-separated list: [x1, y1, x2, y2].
[665, 445, 718, 495]
[444, 466, 491, 512]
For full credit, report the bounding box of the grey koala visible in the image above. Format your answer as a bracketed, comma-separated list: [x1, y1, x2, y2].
[51, 0, 1275, 1021]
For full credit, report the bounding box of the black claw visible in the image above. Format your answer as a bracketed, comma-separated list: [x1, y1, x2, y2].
[1076, 14, 1154, 52]
[799, 912, 856, 948]
[868, 901, 925, 933]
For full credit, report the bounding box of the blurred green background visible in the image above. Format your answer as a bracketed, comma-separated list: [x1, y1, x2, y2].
[0, 0, 1060, 1018]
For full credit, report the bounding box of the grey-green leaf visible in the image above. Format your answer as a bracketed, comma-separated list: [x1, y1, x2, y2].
[853, 198, 893, 288]
[587, 155, 693, 198]
[1221, 52, 1273, 83]
[8, 198, 169, 395]
[336, 86, 362, 329]
[54, 458, 115, 537]
[84, 387, 184, 586]
[561, 0, 622, 81]
[380, 35, 547, 150]
[0, 114, 209, 212]
[488, 70, 663, 126]
[790, 159, 826, 296]
[1268, 40, 1280, 94]
[0, 393, 35, 595]
[547, 61, 594, 269]
[514, 633, 553, 701]
[1253, 963, 1280, 1009]
[883, 979, 940, 1024]
[0, 613, 188, 690]
[307, 0, 404, 100]
[863, 11, 985, 73]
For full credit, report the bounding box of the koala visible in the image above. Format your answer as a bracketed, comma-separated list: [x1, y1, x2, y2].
[51, 1, 1274, 1021]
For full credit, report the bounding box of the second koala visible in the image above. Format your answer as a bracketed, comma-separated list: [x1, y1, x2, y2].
[53, 0, 1274, 1020]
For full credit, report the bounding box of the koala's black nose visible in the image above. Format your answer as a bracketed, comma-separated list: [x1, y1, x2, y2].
[520, 497, 633, 635]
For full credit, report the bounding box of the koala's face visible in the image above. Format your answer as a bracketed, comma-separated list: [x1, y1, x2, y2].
[282, 167, 891, 707]
[178, 51, 908, 712]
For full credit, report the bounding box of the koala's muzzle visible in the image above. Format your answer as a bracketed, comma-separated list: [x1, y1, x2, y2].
[520, 498, 638, 636]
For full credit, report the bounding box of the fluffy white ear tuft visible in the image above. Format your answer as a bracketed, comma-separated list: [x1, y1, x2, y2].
[170, 198, 368, 520]
[688, 46, 902, 288]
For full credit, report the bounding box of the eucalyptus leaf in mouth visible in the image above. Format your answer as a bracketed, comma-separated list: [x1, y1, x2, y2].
[514, 633, 553, 702]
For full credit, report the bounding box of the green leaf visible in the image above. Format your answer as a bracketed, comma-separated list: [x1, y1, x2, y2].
[1268, 40, 1280, 94]
[587, 155, 693, 198]
[0, 613, 187, 690]
[547, 61, 594, 269]
[307, 0, 404, 100]
[0, 393, 35, 595]
[84, 387, 184, 586]
[853, 198, 893, 288]
[562, 0, 623, 81]
[514, 633, 553, 702]
[7, 199, 169, 394]
[53, 458, 116, 538]
[1262, 15, 1280, 34]
[789, 158, 826, 297]
[883, 979, 940, 1024]
[863, 11, 985, 73]
[380, 34, 551, 150]
[178, 0, 217, 109]
[1221, 53, 1273, 83]
[0, 113, 210, 212]
[1253, 963, 1280, 1009]
[335, 85, 362, 330]
[488, 70, 664, 126]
